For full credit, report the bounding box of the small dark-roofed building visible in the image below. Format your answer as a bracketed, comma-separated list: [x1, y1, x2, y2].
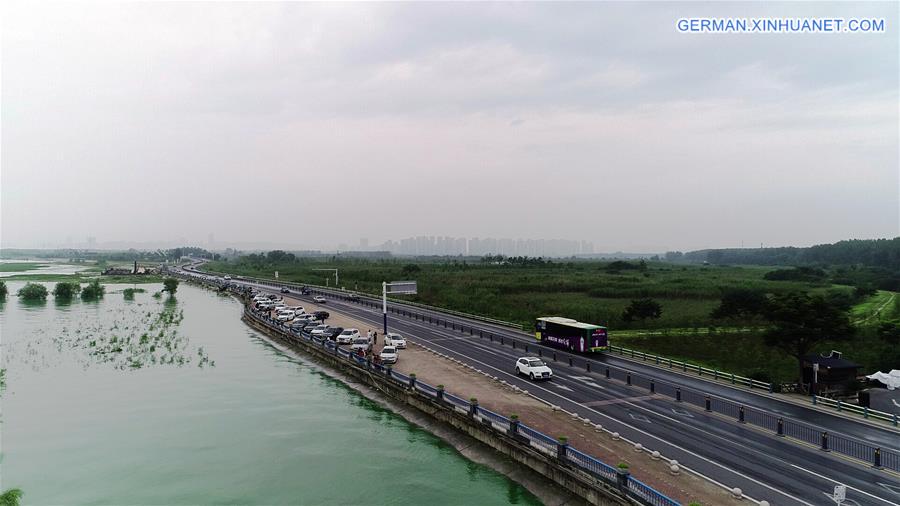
[802, 351, 862, 395]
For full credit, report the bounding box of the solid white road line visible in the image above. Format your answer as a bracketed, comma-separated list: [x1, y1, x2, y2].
[789, 464, 900, 506]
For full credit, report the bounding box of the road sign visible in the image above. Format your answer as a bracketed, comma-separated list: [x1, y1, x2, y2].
[833, 484, 846, 504]
[386, 281, 417, 295]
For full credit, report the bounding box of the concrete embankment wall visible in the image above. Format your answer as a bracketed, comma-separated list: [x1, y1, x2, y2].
[240, 313, 629, 506]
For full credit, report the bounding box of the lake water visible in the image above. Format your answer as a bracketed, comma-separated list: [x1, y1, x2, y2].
[0, 260, 91, 278]
[0, 281, 540, 505]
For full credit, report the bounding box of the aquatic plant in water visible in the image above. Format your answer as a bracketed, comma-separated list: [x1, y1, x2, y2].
[17, 283, 48, 301]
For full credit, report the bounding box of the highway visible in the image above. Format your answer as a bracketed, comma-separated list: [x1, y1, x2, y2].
[176, 264, 900, 506]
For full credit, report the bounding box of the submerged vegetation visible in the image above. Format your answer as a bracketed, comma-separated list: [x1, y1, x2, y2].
[16, 283, 48, 301]
[6, 282, 213, 371]
[80, 279, 105, 300]
[0, 488, 23, 506]
[163, 277, 179, 295]
[123, 287, 147, 300]
[53, 282, 81, 300]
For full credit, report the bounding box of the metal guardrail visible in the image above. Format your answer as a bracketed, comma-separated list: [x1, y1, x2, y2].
[565, 446, 618, 482]
[188, 264, 771, 395]
[196, 266, 523, 330]
[209, 285, 682, 506]
[813, 395, 899, 426]
[178, 269, 900, 481]
[628, 477, 680, 506]
[608, 345, 772, 392]
[476, 406, 511, 430]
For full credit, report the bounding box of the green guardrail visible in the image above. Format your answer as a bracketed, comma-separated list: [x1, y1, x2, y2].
[812, 396, 899, 426]
[607, 345, 772, 392]
[190, 264, 774, 393]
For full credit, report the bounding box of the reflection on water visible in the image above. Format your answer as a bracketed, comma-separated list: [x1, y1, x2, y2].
[0, 281, 541, 505]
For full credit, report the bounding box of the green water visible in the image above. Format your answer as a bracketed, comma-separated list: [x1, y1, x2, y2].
[0, 282, 540, 505]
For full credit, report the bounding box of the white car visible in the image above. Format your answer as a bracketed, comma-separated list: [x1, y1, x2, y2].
[515, 357, 553, 380]
[313, 295, 326, 303]
[276, 310, 295, 321]
[350, 337, 372, 353]
[384, 333, 406, 349]
[288, 306, 305, 314]
[336, 328, 360, 344]
[273, 303, 287, 311]
[380, 346, 398, 364]
[224, 275, 231, 280]
[310, 325, 330, 337]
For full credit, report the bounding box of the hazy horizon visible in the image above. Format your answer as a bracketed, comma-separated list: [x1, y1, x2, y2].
[3, 2, 898, 252]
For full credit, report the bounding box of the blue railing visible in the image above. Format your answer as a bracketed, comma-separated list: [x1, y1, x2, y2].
[415, 381, 439, 397]
[566, 446, 618, 482]
[627, 477, 680, 506]
[517, 423, 558, 455]
[443, 392, 471, 410]
[476, 406, 511, 429]
[232, 301, 683, 506]
[391, 370, 411, 384]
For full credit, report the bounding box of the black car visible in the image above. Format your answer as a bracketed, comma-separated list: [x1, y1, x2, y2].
[348, 294, 360, 301]
[281, 288, 290, 294]
[313, 310, 330, 321]
[300, 287, 310, 295]
[323, 327, 344, 340]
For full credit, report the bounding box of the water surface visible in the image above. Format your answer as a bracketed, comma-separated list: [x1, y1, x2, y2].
[0, 281, 540, 505]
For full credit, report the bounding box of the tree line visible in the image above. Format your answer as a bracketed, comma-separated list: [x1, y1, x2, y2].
[684, 237, 900, 270]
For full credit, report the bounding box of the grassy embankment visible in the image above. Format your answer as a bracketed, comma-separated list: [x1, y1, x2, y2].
[204, 259, 890, 382]
[0, 262, 49, 272]
[1, 261, 162, 284]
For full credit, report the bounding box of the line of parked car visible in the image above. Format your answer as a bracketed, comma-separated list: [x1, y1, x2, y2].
[249, 289, 406, 364]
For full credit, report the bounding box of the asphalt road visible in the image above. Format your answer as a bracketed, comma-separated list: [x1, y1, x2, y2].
[177, 265, 900, 506]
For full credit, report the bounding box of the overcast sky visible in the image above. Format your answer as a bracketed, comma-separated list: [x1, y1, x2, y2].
[2, 1, 897, 252]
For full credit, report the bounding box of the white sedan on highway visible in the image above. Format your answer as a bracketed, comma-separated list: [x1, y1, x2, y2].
[515, 357, 553, 381]
[313, 295, 326, 303]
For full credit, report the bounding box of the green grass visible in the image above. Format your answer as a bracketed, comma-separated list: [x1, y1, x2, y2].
[0, 262, 48, 272]
[2, 274, 163, 284]
[205, 259, 825, 330]
[205, 258, 896, 382]
[851, 290, 897, 324]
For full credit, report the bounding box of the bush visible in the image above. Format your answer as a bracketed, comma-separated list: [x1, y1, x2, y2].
[123, 288, 146, 300]
[53, 282, 81, 300]
[0, 488, 24, 506]
[80, 279, 105, 300]
[163, 278, 179, 294]
[0, 281, 7, 299]
[17, 283, 48, 301]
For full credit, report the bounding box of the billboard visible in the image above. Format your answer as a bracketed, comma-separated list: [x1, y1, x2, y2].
[386, 281, 417, 294]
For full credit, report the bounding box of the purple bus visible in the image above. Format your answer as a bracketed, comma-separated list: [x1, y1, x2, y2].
[534, 317, 608, 353]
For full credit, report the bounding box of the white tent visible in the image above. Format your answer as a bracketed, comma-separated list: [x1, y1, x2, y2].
[866, 369, 900, 390]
